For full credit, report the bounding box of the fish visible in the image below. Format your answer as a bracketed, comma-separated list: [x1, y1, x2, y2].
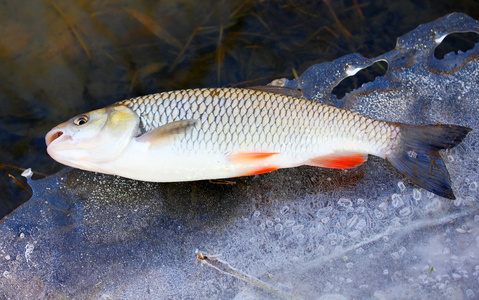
[45, 87, 472, 199]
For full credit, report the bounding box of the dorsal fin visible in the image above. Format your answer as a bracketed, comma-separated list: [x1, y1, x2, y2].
[247, 86, 304, 98]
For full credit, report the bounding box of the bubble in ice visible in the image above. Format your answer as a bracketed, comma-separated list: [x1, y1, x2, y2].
[413, 189, 422, 201]
[346, 215, 359, 228]
[292, 224, 304, 232]
[355, 218, 366, 231]
[397, 182, 406, 192]
[374, 209, 385, 219]
[2, 271, 10, 279]
[391, 194, 404, 208]
[355, 206, 366, 213]
[338, 198, 352, 208]
[317, 205, 333, 217]
[399, 207, 411, 217]
[469, 182, 477, 192]
[284, 220, 295, 227]
[24, 243, 34, 262]
[391, 252, 401, 260]
[348, 230, 360, 238]
[327, 233, 337, 240]
[454, 198, 462, 207]
[378, 202, 388, 212]
[274, 224, 283, 231]
[259, 223, 266, 231]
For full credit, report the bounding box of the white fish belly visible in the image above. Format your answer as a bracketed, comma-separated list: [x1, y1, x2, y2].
[111, 140, 301, 182]
[110, 136, 388, 183]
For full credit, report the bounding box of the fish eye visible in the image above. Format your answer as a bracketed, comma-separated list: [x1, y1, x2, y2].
[73, 114, 89, 126]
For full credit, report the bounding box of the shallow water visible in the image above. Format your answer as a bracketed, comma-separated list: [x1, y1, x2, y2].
[1, 0, 479, 218]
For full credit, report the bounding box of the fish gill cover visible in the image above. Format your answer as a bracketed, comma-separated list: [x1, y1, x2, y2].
[0, 13, 479, 299]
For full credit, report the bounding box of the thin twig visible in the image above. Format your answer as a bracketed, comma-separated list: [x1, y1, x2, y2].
[48, 0, 91, 59]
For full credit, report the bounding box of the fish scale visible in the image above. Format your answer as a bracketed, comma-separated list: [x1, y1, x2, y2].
[116, 87, 399, 158]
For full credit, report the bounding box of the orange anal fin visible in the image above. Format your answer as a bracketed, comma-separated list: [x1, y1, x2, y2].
[241, 166, 279, 176]
[229, 152, 279, 163]
[307, 153, 367, 169]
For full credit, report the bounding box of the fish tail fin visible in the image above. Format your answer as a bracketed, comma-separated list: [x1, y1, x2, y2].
[386, 124, 472, 199]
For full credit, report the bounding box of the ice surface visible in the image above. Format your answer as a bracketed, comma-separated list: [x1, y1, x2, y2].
[1, 13, 479, 299]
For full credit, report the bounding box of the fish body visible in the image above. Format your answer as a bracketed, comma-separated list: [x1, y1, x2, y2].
[46, 87, 471, 199]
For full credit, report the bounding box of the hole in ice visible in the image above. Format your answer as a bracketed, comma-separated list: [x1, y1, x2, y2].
[434, 32, 479, 59]
[332, 60, 388, 99]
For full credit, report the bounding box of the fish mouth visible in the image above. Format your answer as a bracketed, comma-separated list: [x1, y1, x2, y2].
[45, 129, 66, 147]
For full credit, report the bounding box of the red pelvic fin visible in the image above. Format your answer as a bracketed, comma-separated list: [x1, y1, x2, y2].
[229, 152, 279, 163]
[241, 166, 279, 176]
[307, 153, 367, 169]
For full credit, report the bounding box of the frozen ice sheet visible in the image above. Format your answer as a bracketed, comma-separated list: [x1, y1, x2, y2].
[1, 13, 479, 299]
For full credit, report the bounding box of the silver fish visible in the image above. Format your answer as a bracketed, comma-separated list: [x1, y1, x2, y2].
[45, 87, 471, 199]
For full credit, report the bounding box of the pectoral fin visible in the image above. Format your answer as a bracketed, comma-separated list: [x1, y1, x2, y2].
[307, 153, 367, 169]
[136, 119, 198, 148]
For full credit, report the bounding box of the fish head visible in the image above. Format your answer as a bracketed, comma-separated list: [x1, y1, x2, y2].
[45, 105, 140, 171]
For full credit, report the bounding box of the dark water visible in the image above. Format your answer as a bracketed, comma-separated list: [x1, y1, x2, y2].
[1, 0, 478, 219]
